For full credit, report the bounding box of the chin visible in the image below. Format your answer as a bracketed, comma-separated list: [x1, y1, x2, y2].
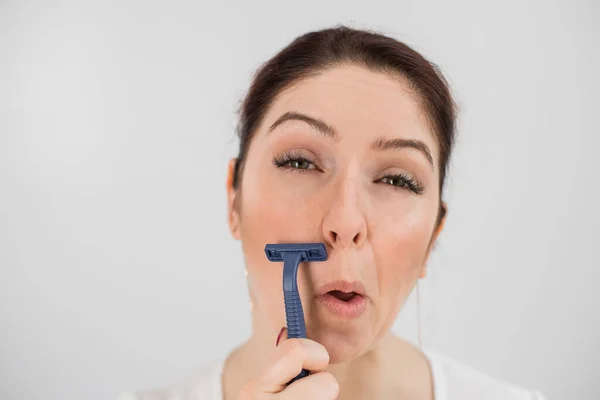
[308, 325, 371, 364]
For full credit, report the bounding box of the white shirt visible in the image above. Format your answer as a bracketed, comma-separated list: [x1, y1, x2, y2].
[119, 350, 547, 400]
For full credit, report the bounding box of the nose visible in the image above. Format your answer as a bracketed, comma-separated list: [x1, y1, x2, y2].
[321, 177, 368, 250]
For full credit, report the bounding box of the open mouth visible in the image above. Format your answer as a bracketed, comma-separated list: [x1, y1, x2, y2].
[316, 283, 367, 319]
[328, 290, 358, 301]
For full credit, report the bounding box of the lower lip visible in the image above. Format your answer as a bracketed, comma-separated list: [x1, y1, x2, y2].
[316, 293, 367, 319]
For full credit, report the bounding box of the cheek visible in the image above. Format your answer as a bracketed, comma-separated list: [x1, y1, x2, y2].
[241, 167, 323, 243]
[237, 170, 323, 324]
[239, 216, 284, 325]
[371, 207, 434, 308]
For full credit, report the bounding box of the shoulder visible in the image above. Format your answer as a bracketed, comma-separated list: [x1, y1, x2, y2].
[425, 350, 547, 400]
[116, 358, 225, 400]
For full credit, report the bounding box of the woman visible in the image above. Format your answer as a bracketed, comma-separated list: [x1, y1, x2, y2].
[123, 26, 547, 400]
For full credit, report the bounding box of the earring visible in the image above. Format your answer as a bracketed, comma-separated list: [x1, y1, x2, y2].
[416, 279, 423, 349]
[244, 268, 253, 312]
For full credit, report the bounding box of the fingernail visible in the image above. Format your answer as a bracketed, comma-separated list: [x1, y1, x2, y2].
[275, 327, 285, 346]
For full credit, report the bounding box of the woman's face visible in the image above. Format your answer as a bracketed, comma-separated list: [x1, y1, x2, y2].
[227, 65, 444, 363]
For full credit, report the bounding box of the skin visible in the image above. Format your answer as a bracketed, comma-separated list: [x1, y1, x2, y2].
[223, 64, 447, 399]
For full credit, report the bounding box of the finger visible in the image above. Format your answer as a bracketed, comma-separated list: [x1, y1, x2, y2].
[257, 338, 330, 393]
[278, 371, 339, 400]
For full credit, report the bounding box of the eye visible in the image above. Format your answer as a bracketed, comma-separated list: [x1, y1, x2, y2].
[272, 151, 319, 171]
[288, 159, 313, 169]
[378, 173, 425, 195]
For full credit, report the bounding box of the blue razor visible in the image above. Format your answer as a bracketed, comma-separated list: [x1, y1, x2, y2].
[264, 243, 328, 384]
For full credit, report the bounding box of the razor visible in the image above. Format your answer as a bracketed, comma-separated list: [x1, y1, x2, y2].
[264, 242, 328, 384]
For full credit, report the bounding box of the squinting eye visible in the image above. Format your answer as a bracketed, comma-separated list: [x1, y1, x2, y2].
[289, 159, 313, 169]
[381, 176, 408, 187]
[378, 173, 425, 195]
[272, 151, 319, 171]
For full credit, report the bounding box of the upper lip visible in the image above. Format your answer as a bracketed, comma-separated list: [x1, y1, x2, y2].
[315, 280, 367, 297]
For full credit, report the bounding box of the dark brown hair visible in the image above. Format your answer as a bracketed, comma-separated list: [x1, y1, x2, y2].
[233, 26, 457, 224]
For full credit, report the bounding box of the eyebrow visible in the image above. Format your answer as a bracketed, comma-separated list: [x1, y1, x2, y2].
[268, 111, 434, 169]
[371, 137, 434, 168]
[268, 111, 339, 141]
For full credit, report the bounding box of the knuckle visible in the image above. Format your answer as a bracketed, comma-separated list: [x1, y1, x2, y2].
[285, 339, 308, 360]
[320, 345, 330, 364]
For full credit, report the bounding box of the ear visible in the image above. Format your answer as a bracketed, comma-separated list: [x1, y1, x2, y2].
[226, 158, 241, 240]
[419, 201, 448, 279]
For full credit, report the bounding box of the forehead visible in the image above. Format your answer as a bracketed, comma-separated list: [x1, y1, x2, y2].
[262, 65, 439, 160]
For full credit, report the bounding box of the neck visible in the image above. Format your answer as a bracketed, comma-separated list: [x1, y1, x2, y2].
[326, 331, 396, 399]
[222, 320, 432, 400]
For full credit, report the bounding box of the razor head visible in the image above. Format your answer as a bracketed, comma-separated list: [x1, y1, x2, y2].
[264, 243, 328, 262]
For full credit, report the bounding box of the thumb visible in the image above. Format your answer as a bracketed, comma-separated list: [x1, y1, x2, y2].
[275, 326, 288, 347]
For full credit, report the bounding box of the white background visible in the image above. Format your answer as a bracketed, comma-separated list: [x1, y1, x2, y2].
[1, 1, 598, 399]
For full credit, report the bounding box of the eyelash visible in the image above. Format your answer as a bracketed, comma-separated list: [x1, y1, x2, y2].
[272, 150, 319, 172]
[378, 172, 425, 194]
[272, 151, 425, 195]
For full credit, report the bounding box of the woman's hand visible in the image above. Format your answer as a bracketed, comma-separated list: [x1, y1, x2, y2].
[237, 328, 339, 399]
